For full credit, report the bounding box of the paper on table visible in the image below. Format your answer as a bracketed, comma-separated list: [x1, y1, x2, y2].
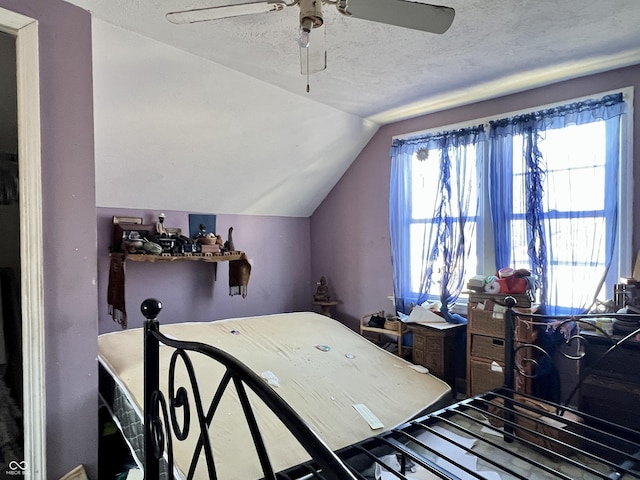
[406, 305, 448, 324]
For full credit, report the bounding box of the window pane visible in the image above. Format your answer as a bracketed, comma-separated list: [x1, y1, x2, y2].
[409, 145, 479, 299]
[510, 120, 611, 308]
[411, 151, 440, 219]
[409, 222, 433, 294]
[541, 123, 607, 212]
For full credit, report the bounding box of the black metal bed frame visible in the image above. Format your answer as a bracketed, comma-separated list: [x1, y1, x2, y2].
[141, 297, 640, 480]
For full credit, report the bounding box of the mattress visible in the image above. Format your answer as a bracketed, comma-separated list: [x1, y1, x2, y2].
[98, 311, 452, 479]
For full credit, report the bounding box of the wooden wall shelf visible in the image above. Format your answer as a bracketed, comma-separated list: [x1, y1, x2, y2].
[107, 250, 251, 329]
[120, 251, 245, 263]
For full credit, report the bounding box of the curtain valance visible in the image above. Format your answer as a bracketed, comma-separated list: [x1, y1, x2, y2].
[490, 93, 626, 137]
[390, 125, 486, 157]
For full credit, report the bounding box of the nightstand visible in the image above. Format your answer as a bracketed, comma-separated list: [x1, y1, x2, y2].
[407, 323, 465, 389]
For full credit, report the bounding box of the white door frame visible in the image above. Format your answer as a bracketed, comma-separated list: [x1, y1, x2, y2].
[0, 7, 45, 479]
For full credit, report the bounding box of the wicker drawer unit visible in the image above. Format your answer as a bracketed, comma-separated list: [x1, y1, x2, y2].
[408, 323, 464, 389]
[466, 292, 536, 397]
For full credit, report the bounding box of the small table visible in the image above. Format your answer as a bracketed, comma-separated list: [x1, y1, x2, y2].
[360, 311, 408, 357]
[313, 301, 339, 317]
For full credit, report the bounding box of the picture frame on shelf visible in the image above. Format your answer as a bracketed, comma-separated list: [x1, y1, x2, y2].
[112, 216, 143, 225]
[189, 214, 216, 239]
[111, 223, 155, 253]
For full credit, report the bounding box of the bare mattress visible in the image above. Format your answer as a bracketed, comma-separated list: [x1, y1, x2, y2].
[98, 311, 452, 479]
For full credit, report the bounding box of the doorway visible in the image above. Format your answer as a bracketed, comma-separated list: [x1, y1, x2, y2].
[0, 30, 23, 471]
[0, 7, 46, 479]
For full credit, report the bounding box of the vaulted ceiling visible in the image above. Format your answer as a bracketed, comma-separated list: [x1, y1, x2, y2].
[63, 0, 640, 217]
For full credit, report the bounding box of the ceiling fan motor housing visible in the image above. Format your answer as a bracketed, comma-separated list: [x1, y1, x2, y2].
[299, 0, 323, 30]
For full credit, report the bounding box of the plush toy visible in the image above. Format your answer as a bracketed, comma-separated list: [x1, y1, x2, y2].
[495, 267, 530, 294]
[479, 268, 532, 295]
[483, 275, 501, 293]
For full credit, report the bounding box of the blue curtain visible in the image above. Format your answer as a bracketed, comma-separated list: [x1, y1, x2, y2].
[487, 136, 513, 270]
[488, 93, 626, 314]
[390, 126, 485, 320]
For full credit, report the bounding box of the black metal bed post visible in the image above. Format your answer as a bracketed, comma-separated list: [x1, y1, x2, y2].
[143, 298, 163, 480]
[502, 296, 517, 441]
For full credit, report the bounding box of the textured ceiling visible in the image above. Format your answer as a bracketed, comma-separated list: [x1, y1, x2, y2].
[60, 0, 640, 217]
[63, 0, 640, 122]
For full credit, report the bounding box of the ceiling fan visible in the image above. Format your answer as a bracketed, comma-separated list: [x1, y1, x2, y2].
[166, 0, 455, 90]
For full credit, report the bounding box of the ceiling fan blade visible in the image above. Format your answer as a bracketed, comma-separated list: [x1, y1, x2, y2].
[336, 0, 454, 34]
[167, 1, 287, 24]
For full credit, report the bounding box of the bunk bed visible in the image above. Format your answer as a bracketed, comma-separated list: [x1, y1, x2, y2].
[99, 297, 640, 479]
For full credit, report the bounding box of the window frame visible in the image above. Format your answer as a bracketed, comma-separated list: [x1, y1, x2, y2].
[393, 87, 634, 309]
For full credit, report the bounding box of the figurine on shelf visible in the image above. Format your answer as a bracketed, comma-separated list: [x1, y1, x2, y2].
[155, 213, 168, 237]
[224, 226, 235, 252]
[314, 276, 331, 302]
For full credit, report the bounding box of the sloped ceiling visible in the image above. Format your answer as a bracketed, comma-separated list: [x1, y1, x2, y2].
[64, 0, 640, 217]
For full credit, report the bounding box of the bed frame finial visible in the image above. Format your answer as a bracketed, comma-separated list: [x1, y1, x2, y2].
[141, 298, 162, 320]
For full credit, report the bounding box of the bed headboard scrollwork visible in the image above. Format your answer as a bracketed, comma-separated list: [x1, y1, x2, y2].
[503, 296, 640, 409]
[140, 298, 358, 480]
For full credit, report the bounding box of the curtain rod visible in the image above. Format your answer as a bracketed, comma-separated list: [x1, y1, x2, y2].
[392, 86, 633, 142]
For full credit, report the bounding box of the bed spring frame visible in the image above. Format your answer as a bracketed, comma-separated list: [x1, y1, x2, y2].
[142, 297, 640, 480]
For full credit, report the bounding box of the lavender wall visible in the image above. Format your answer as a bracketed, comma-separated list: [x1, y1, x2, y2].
[0, 0, 98, 478]
[0, 2, 635, 473]
[98, 209, 312, 333]
[311, 64, 640, 330]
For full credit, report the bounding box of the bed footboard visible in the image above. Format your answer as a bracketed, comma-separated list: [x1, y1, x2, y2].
[502, 296, 640, 410]
[291, 297, 640, 479]
[140, 298, 357, 480]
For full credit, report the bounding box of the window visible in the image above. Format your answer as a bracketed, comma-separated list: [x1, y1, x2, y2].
[509, 122, 616, 311]
[408, 145, 479, 299]
[390, 92, 630, 315]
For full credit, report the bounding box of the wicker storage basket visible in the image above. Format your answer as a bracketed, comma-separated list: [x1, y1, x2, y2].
[471, 335, 505, 362]
[196, 237, 218, 245]
[469, 308, 505, 337]
[469, 358, 504, 396]
[469, 309, 537, 342]
[384, 317, 403, 332]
